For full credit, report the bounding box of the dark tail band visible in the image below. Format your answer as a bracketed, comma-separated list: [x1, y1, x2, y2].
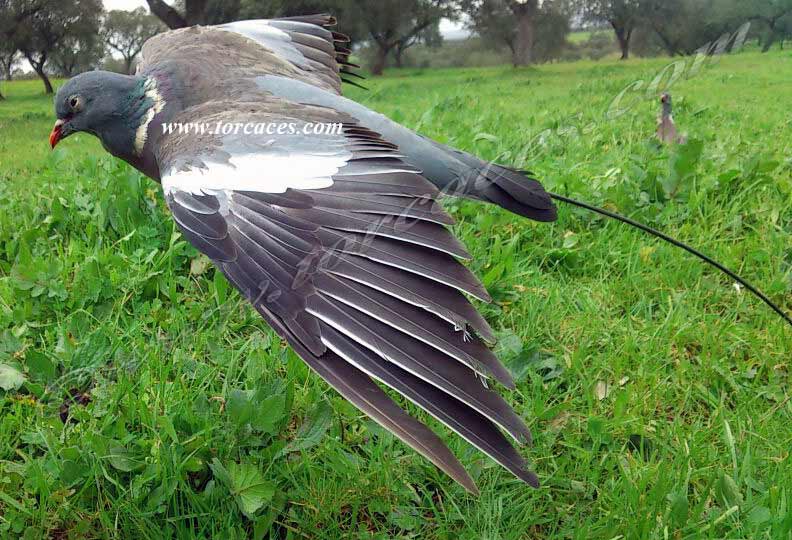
[549, 193, 792, 329]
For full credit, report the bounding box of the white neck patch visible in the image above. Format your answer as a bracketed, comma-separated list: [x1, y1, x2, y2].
[134, 77, 165, 156]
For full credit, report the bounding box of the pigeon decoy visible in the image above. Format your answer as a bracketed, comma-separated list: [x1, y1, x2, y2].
[656, 92, 686, 144]
[50, 15, 551, 493]
[49, 16, 791, 494]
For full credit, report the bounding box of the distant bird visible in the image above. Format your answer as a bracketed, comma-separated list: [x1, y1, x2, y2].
[49, 16, 790, 495]
[656, 92, 686, 144]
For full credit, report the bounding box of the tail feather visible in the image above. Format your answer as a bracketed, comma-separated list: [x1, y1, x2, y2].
[425, 143, 558, 222]
[473, 172, 558, 222]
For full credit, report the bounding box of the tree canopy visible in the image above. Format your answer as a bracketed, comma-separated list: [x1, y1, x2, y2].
[4, 0, 102, 93]
[582, 0, 641, 59]
[104, 8, 165, 74]
[461, 0, 572, 66]
[352, 0, 456, 75]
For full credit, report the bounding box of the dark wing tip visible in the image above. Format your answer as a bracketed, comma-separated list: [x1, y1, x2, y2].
[494, 366, 516, 390]
[523, 470, 541, 489]
[279, 13, 336, 27]
[341, 78, 368, 90]
[268, 13, 365, 88]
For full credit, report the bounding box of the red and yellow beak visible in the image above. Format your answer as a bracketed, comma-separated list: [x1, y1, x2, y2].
[49, 119, 65, 149]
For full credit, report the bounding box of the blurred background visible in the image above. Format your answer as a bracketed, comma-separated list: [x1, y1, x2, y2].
[2, 0, 791, 96]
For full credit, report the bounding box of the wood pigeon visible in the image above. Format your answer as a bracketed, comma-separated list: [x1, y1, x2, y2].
[656, 92, 686, 144]
[50, 15, 552, 494]
[49, 15, 792, 494]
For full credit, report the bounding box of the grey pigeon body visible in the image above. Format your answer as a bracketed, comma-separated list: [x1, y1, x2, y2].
[51, 15, 556, 493]
[656, 92, 686, 144]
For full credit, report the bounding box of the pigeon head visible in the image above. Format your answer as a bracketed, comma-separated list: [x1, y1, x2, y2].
[51, 71, 160, 163]
[660, 93, 673, 116]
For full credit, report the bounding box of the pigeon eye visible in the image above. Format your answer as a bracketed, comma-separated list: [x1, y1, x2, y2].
[69, 96, 82, 111]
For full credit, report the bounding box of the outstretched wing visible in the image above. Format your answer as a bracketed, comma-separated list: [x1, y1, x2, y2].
[156, 100, 539, 493]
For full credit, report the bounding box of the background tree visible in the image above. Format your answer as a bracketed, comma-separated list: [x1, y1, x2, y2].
[103, 8, 165, 74]
[0, 0, 43, 99]
[144, 0, 246, 28]
[744, 0, 792, 52]
[640, 0, 734, 56]
[777, 12, 792, 48]
[0, 50, 17, 82]
[49, 30, 104, 77]
[0, 43, 18, 99]
[459, 0, 542, 66]
[10, 0, 103, 93]
[352, 0, 455, 76]
[145, 0, 211, 28]
[582, 0, 641, 59]
[508, 0, 539, 66]
[395, 24, 443, 68]
[462, 0, 571, 66]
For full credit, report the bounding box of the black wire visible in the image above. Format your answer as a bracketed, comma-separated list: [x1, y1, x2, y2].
[549, 192, 792, 329]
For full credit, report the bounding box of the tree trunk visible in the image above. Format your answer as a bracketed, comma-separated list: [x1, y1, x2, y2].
[371, 45, 391, 76]
[35, 66, 53, 94]
[25, 53, 53, 94]
[613, 24, 631, 60]
[184, 0, 209, 25]
[511, 2, 537, 67]
[654, 27, 678, 57]
[394, 47, 404, 68]
[759, 14, 792, 53]
[145, 0, 187, 29]
[762, 27, 777, 52]
[124, 56, 134, 75]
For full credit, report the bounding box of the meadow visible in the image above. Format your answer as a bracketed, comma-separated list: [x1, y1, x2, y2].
[0, 49, 790, 539]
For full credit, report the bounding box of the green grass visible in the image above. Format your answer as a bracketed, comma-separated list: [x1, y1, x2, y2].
[568, 30, 595, 44]
[0, 50, 791, 539]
